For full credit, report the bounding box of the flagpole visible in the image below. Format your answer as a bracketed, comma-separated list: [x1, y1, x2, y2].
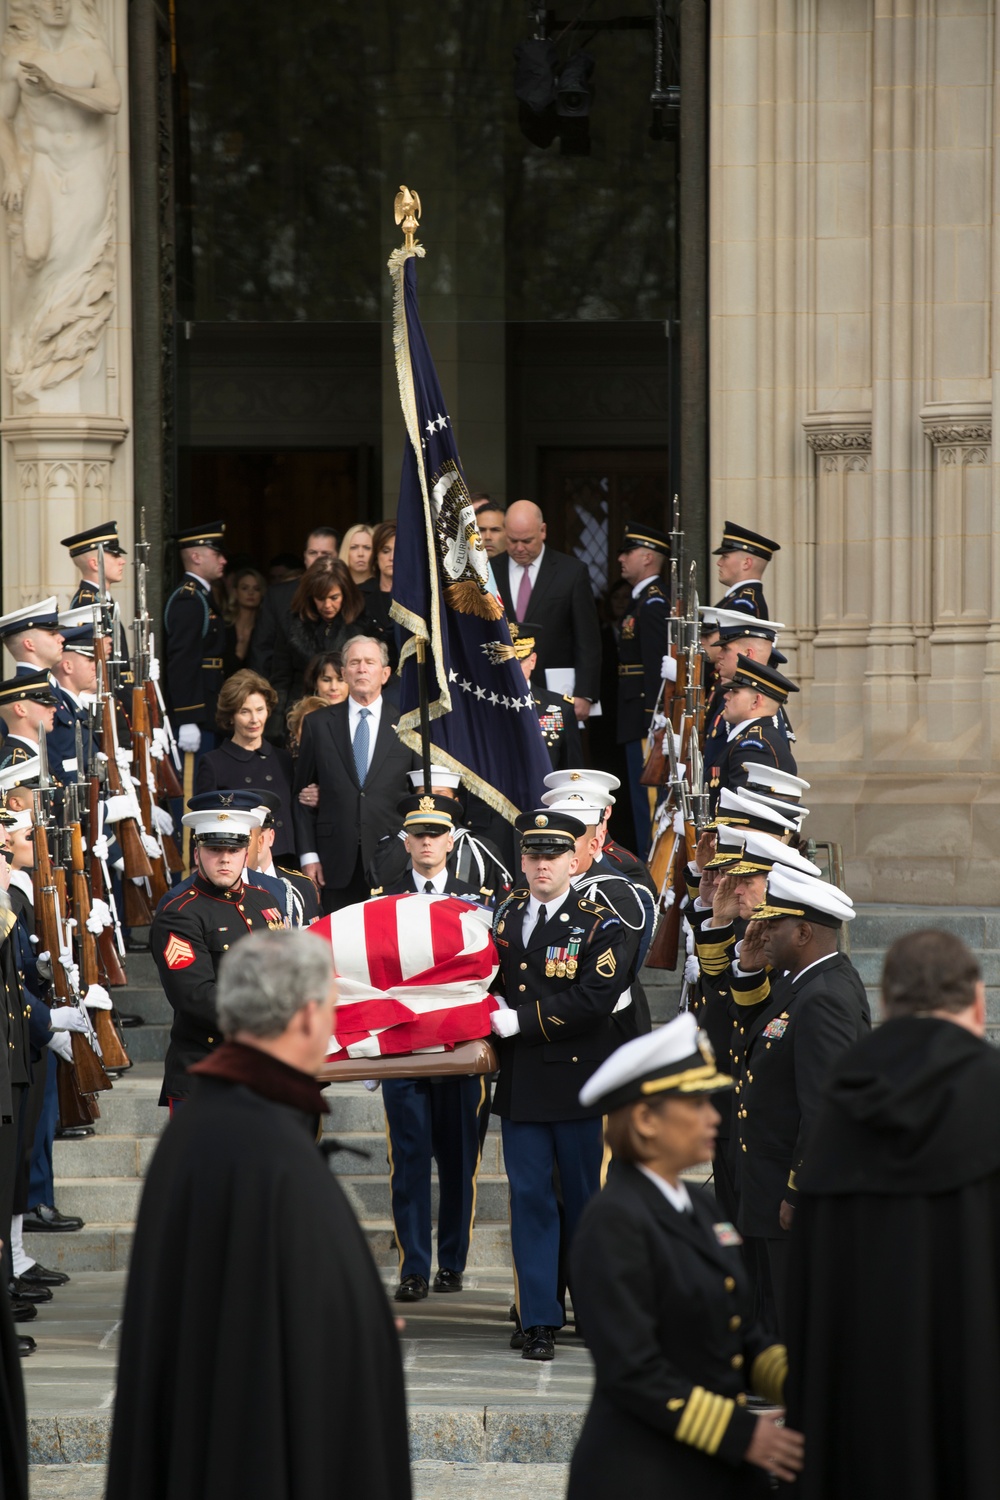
[415, 638, 433, 791]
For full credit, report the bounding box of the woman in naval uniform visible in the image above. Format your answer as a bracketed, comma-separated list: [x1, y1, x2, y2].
[567, 1014, 804, 1499]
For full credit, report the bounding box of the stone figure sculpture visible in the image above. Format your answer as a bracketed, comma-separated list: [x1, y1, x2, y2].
[0, 0, 120, 403]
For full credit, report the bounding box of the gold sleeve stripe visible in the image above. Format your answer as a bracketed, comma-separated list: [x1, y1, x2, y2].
[695, 939, 732, 960]
[750, 1345, 788, 1405]
[674, 1386, 734, 1455]
[731, 978, 769, 1006]
[535, 1002, 551, 1041]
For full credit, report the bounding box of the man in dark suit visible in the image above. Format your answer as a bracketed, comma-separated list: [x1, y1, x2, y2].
[491, 501, 601, 723]
[736, 866, 869, 1335]
[293, 635, 418, 912]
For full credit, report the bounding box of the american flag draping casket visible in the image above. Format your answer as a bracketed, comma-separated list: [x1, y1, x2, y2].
[308, 893, 501, 1061]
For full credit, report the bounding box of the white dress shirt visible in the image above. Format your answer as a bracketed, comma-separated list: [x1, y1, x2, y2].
[521, 888, 570, 944]
[631, 574, 659, 600]
[638, 1165, 693, 1213]
[412, 866, 449, 894]
[508, 545, 546, 612]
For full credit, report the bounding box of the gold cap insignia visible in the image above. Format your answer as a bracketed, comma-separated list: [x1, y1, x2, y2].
[534, 814, 549, 827]
[418, 795, 435, 813]
[570, 773, 581, 781]
[218, 813, 229, 821]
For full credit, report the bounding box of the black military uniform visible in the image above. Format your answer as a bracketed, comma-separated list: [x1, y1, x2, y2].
[615, 526, 672, 746]
[0, 673, 56, 773]
[491, 812, 625, 1354]
[369, 775, 512, 906]
[61, 522, 134, 691]
[163, 522, 227, 736]
[568, 1018, 787, 1500]
[709, 658, 798, 814]
[151, 795, 284, 1105]
[712, 521, 779, 620]
[506, 621, 583, 772]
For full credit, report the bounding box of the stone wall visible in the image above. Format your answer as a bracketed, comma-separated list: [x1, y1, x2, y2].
[710, 0, 1000, 902]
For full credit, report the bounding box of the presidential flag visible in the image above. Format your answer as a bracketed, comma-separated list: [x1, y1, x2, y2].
[388, 243, 552, 823]
[310, 894, 499, 1059]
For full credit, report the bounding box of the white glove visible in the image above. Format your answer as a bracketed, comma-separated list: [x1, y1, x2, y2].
[84, 984, 113, 1011]
[141, 832, 161, 859]
[91, 835, 110, 862]
[102, 794, 133, 825]
[152, 805, 175, 836]
[661, 654, 678, 682]
[684, 954, 701, 985]
[36, 952, 52, 982]
[47, 1032, 74, 1064]
[149, 655, 160, 683]
[178, 724, 201, 754]
[152, 727, 171, 758]
[363, 1079, 381, 1093]
[491, 1009, 521, 1039]
[86, 899, 113, 934]
[115, 747, 134, 768]
[50, 1006, 89, 1033]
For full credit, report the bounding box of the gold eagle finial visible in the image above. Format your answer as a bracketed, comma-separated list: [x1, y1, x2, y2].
[394, 185, 422, 251]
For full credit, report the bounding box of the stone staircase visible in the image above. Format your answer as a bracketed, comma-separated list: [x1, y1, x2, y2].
[29, 905, 1000, 1273]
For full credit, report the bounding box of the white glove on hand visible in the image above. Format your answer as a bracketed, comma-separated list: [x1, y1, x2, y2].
[151, 805, 175, 836]
[50, 1006, 89, 1034]
[84, 984, 113, 1011]
[363, 1079, 381, 1093]
[91, 835, 110, 862]
[490, 1009, 521, 1039]
[148, 655, 160, 682]
[661, 654, 678, 682]
[141, 832, 161, 859]
[177, 724, 201, 754]
[102, 794, 132, 825]
[86, 899, 113, 934]
[115, 747, 134, 769]
[152, 727, 170, 758]
[47, 1032, 74, 1064]
[684, 954, 701, 985]
[36, 951, 52, 983]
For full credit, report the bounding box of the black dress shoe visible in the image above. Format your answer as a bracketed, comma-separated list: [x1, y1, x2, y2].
[508, 1302, 518, 1322]
[19, 1262, 70, 1287]
[10, 1300, 37, 1322]
[23, 1205, 85, 1232]
[8, 1278, 52, 1304]
[509, 1327, 526, 1350]
[394, 1274, 429, 1303]
[117, 1012, 145, 1027]
[520, 1325, 556, 1361]
[432, 1269, 463, 1294]
[17, 1336, 35, 1356]
[55, 1126, 94, 1141]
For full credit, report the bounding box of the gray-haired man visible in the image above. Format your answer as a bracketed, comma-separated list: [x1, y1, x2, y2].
[108, 929, 411, 1500]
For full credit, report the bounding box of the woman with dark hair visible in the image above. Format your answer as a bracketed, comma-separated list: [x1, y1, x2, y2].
[360, 521, 398, 671]
[269, 559, 368, 717]
[303, 651, 348, 706]
[195, 668, 296, 863]
[222, 566, 266, 677]
[567, 1015, 803, 1500]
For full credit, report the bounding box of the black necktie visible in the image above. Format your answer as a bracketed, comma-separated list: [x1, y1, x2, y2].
[532, 903, 547, 938]
[424, 880, 435, 894]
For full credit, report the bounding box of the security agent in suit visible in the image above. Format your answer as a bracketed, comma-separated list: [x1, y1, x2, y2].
[712, 521, 779, 620]
[375, 795, 492, 1304]
[151, 797, 286, 1108]
[736, 867, 870, 1336]
[567, 1015, 803, 1500]
[293, 636, 419, 912]
[490, 811, 626, 1362]
[709, 658, 798, 815]
[370, 767, 513, 905]
[491, 500, 602, 721]
[162, 522, 228, 760]
[615, 523, 673, 860]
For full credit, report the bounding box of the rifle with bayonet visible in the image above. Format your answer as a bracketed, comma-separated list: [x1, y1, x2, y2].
[640, 495, 685, 788]
[81, 717, 128, 988]
[92, 599, 155, 926]
[65, 774, 131, 1071]
[134, 507, 184, 804]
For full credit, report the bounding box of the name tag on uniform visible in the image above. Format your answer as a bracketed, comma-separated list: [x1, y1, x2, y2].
[713, 1222, 743, 1247]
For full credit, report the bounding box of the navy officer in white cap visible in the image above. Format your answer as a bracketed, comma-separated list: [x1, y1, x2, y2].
[567, 1013, 804, 1500]
[151, 792, 286, 1113]
[489, 810, 625, 1362]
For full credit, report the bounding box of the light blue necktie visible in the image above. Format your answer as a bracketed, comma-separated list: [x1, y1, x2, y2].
[353, 707, 371, 785]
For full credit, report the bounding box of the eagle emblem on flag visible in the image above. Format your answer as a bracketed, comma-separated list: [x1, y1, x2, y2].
[164, 933, 196, 970]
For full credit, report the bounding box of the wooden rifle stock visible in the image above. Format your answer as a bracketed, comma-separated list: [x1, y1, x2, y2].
[69, 827, 130, 1071]
[639, 723, 670, 789]
[644, 841, 687, 971]
[88, 774, 127, 988]
[144, 681, 184, 799]
[129, 690, 170, 904]
[56, 1059, 95, 1130]
[102, 692, 154, 882]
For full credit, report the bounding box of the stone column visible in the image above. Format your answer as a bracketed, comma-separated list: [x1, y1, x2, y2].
[0, 0, 133, 611]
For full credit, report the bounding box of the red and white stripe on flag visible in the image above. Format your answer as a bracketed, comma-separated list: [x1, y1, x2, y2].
[308, 893, 501, 1059]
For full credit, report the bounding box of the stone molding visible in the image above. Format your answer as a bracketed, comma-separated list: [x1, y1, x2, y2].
[920, 404, 992, 453]
[803, 412, 872, 473]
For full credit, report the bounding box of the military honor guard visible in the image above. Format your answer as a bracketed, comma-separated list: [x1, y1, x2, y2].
[377, 794, 492, 1303]
[489, 810, 626, 1361]
[567, 1015, 803, 1499]
[151, 792, 286, 1110]
[709, 657, 799, 813]
[511, 623, 582, 770]
[246, 793, 320, 928]
[370, 767, 512, 903]
[0, 673, 57, 771]
[163, 521, 228, 762]
[61, 520, 128, 610]
[47, 620, 97, 784]
[615, 523, 672, 861]
[712, 521, 780, 618]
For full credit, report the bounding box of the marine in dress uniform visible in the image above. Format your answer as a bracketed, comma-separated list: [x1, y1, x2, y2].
[151, 795, 285, 1108]
[736, 867, 869, 1335]
[60, 522, 133, 689]
[709, 657, 798, 814]
[162, 522, 228, 753]
[376, 795, 491, 1303]
[369, 767, 513, 905]
[567, 1015, 798, 1500]
[490, 811, 626, 1361]
[615, 524, 672, 861]
[712, 521, 780, 619]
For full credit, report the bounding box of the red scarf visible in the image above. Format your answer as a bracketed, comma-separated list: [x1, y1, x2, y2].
[190, 1040, 329, 1116]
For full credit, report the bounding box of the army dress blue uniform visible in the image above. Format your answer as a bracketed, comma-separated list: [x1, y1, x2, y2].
[492, 882, 626, 1332]
[713, 579, 768, 619]
[711, 521, 779, 621]
[534, 689, 582, 770]
[163, 575, 226, 743]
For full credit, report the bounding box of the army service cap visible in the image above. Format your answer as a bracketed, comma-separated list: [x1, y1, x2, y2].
[579, 1013, 733, 1112]
[60, 521, 126, 558]
[515, 809, 585, 856]
[619, 522, 670, 557]
[398, 793, 459, 837]
[0, 670, 57, 708]
[713, 521, 780, 559]
[726, 655, 799, 704]
[175, 521, 226, 551]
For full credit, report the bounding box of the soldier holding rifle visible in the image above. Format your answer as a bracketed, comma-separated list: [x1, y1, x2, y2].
[615, 521, 673, 859]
